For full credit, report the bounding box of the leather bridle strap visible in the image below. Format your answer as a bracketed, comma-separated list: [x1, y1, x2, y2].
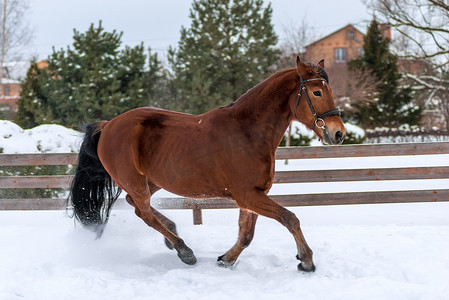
[294, 77, 340, 130]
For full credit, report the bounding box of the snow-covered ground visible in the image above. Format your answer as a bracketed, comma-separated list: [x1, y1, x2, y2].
[0, 204, 448, 300]
[0, 120, 448, 299]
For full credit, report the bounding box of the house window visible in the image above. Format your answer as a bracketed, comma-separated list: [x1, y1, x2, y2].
[348, 30, 355, 40]
[3, 85, 10, 97]
[335, 48, 347, 62]
[358, 47, 364, 57]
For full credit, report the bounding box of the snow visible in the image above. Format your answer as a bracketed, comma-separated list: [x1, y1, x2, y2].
[290, 121, 315, 138]
[0, 120, 83, 154]
[1, 78, 21, 84]
[343, 122, 365, 138]
[0, 120, 448, 299]
[288, 121, 365, 146]
[1, 204, 448, 300]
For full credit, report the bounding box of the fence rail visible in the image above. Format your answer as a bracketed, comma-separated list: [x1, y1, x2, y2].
[1, 142, 448, 224]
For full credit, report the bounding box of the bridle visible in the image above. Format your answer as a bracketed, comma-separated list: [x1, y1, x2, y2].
[294, 77, 341, 131]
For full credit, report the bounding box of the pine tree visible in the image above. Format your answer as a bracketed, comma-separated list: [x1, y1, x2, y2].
[14, 61, 52, 128]
[16, 21, 165, 128]
[348, 19, 422, 129]
[168, 0, 280, 114]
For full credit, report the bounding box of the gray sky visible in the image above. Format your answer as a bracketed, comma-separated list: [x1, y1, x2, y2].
[27, 0, 370, 63]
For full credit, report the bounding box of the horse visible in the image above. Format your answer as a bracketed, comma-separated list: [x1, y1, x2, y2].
[69, 57, 345, 272]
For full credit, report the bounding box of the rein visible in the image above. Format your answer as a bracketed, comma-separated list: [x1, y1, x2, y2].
[294, 77, 341, 130]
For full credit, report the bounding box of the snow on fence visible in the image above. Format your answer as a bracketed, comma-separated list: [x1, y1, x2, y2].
[365, 127, 449, 143]
[0, 142, 448, 224]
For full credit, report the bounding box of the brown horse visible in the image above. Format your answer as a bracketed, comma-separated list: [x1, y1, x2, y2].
[69, 57, 345, 272]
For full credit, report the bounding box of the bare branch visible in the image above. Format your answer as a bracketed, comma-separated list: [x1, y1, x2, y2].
[368, 0, 449, 63]
[365, 0, 449, 130]
[0, 0, 32, 86]
[404, 73, 448, 90]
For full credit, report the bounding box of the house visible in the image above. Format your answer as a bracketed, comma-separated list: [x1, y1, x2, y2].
[303, 24, 439, 131]
[303, 23, 426, 78]
[304, 24, 365, 67]
[301, 24, 375, 105]
[0, 78, 21, 119]
[0, 60, 49, 120]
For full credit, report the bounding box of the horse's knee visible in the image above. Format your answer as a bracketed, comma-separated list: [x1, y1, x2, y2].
[240, 233, 254, 248]
[280, 210, 300, 229]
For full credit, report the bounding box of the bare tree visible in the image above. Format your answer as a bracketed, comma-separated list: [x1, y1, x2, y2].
[328, 65, 381, 118]
[277, 15, 320, 69]
[404, 72, 449, 129]
[367, 0, 448, 66]
[365, 0, 449, 130]
[0, 0, 32, 91]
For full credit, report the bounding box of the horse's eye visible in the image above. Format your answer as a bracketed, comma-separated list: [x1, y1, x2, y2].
[313, 90, 322, 97]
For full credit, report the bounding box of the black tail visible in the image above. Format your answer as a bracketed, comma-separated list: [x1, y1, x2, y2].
[68, 122, 122, 237]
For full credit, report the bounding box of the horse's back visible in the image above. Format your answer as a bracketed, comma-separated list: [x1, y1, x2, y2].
[97, 107, 226, 196]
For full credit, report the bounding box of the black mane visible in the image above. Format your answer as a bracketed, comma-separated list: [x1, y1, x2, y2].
[306, 62, 329, 84]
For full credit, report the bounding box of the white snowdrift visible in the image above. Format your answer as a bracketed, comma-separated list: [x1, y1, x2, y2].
[0, 120, 82, 154]
[287, 121, 364, 146]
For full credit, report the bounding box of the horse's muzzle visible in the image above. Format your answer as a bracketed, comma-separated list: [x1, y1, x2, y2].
[322, 127, 345, 145]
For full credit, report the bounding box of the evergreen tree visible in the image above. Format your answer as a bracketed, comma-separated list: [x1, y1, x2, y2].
[168, 0, 280, 114]
[14, 61, 53, 128]
[348, 19, 422, 129]
[16, 21, 165, 128]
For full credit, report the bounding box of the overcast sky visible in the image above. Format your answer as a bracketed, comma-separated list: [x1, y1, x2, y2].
[26, 0, 371, 63]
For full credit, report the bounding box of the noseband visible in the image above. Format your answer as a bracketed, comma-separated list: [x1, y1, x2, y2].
[294, 77, 341, 131]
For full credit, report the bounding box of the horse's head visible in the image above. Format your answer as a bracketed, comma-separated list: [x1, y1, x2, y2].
[290, 57, 345, 145]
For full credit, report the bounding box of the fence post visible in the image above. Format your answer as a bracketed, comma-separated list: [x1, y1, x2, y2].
[192, 206, 203, 225]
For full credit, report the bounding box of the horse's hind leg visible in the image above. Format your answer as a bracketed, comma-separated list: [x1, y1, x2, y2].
[121, 177, 196, 265]
[126, 194, 178, 250]
[125, 181, 178, 250]
[217, 209, 258, 267]
[130, 194, 196, 265]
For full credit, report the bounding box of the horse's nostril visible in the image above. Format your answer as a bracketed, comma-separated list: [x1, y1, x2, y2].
[335, 130, 343, 143]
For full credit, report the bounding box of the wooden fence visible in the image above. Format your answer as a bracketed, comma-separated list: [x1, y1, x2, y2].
[1, 142, 448, 224]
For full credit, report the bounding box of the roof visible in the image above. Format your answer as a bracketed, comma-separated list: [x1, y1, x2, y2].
[305, 24, 365, 49]
[1, 78, 21, 84]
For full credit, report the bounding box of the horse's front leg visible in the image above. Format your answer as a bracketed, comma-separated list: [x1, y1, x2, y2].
[217, 208, 258, 267]
[237, 189, 315, 272]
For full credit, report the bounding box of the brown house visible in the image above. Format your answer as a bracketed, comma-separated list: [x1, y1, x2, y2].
[0, 78, 21, 119]
[302, 24, 371, 105]
[304, 24, 365, 67]
[304, 23, 394, 68]
[303, 23, 437, 130]
[303, 24, 425, 103]
[0, 61, 49, 119]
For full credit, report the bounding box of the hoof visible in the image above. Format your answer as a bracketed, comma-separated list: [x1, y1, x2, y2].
[296, 254, 315, 272]
[177, 247, 197, 265]
[297, 262, 316, 272]
[217, 255, 235, 268]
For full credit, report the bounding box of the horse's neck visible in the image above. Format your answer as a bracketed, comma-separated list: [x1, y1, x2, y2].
[229, 69, 298, 150]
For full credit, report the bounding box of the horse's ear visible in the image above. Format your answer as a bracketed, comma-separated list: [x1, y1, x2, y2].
[296, 56, 308, 77]
[318, 59, 325, 68]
